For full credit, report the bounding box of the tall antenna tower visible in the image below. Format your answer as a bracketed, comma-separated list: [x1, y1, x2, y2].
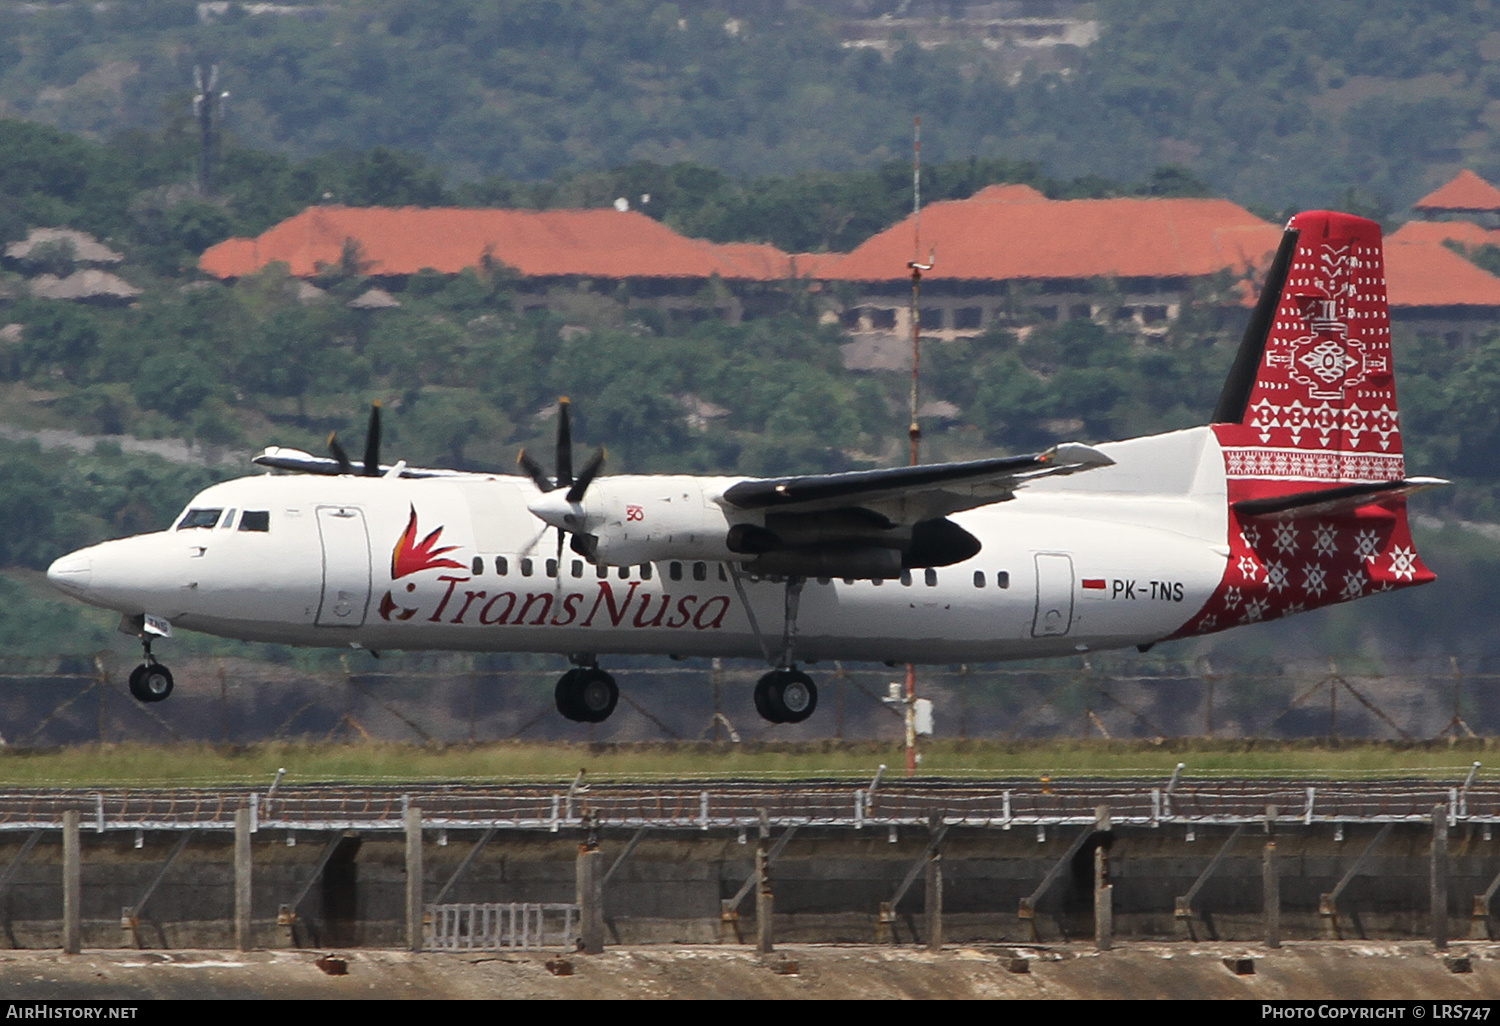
[193, 65, 228, 196]
[902, 116, 933, 778]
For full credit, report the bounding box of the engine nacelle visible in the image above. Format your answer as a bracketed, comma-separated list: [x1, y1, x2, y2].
[569, 476, 740, 566]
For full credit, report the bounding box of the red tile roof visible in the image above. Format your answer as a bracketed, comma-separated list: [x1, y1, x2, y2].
[821, 194, 1284, 282]
[200, 206, 799, 281]
[1387, 219, 1500, 248]
[1385, 236, 1500, 307]
[1413, 170, 1500, 212]
[197, 199, 1500, 310]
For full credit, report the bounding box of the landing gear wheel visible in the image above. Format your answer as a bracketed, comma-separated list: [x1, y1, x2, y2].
[555, 667, 618, 724]
[754, 669, 818, 724]
[128, 662, 174, 703]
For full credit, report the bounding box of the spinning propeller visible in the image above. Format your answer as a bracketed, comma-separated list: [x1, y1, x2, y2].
[327, 402, 383, 476]
[518, 398, 606, 559]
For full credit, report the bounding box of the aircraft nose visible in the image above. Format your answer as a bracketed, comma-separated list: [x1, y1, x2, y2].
[47, 551, 92, 595]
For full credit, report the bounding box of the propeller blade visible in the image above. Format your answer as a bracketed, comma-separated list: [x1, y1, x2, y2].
[566, 447, 606, 505]
[327, 432, 354, 475]
[362, 401, 382, 476]
[556, 397, 574, 491]
[517, 450, 554, 492]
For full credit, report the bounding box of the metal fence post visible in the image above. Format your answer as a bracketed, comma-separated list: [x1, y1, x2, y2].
[1264, 840, 1280, 949]
[577, 843, 604, 955]
[755, 844, 773, 954]
[925, 852, 943, 952]
[405, 805, 423, 953]
[234, 807, 252, 951]
[1433, 804, 1449, 951]
[62, 811, 80, 955]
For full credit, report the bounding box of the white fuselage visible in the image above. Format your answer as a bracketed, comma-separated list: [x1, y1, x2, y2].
[47, 427, 1231, 665]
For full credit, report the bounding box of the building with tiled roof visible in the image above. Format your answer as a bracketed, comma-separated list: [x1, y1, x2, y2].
[200, 191, 1500, 348]
[1413, 169, 1500, 216]
[820, 191, 1284, 353]
[201, 205, 809, 324]
[1388, 171, 1500, 341]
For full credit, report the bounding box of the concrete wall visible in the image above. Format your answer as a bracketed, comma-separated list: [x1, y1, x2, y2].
[2, 821, 1495, 949]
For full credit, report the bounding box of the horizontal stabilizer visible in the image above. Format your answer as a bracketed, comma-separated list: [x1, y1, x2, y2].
[1233, 477, 1448, 518]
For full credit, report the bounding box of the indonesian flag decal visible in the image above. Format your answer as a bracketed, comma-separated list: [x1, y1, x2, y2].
[390, 504, 463, 580]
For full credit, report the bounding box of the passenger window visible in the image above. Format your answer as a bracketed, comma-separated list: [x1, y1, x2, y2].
[843, 578, 855, 585]
[472, 557, 484, 575]
[900, 571, 912, 587]
[545, 558, 558, 578]
[925, 568, 938, 587]
[693, 562, 706, 582]
[618, 565, 629, 580]
[177, 508, 222, 530]
[571, 560, 584, 578]
[496, 556, 509, 575]
[670, 562, 683, 582]
[521, 558, 534, 577]
[997, 571, 1010, 589]
[872, 578, 883, 587]
[640, 564, 653, 581]
[973, 570, 985, 588]
[239, 511, 270, 532]
[718, 565, 728, 582]
[596, 564, 608, 579]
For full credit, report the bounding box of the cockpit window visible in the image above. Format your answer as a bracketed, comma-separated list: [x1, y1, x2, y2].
[177, 508, 223, 530]
[239, 510, 270, 532]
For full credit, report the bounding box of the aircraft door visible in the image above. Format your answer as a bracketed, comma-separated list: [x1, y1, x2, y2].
[1031, 552, 1075, 638]
[315, 506, 372, 628]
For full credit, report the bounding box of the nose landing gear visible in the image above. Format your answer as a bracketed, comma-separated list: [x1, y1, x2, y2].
[555, 660, 618, 723]
[128, 639, 174, 703]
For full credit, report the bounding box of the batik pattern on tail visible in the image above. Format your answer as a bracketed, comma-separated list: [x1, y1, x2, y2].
[1172, 211, 1434, 639]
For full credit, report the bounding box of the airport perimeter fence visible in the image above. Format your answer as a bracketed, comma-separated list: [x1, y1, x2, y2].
[2, 651, 1500, 748]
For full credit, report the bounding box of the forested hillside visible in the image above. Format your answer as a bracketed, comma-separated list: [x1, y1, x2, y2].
[2, 0, 1499, 213]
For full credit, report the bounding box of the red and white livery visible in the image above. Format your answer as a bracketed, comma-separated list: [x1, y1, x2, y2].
[47, 211, 1442, 725]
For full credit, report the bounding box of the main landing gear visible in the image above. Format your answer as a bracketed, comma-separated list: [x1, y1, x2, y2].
[128, 638, 174, 703]
[554, 659, 618, 723]
[754, 668, 817, 724]
[728, 569, 820, 725]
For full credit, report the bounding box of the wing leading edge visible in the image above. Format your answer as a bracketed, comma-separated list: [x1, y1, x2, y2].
[720, 442, 1115, 522]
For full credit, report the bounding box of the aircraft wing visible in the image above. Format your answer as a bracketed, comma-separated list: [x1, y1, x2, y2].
[252, 446, 465, 479]
[719, 442, 1114, 523]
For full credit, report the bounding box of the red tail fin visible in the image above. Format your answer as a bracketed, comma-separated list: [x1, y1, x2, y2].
[1172, 211, 1436, 640]
[1213, 210, 1404, 490]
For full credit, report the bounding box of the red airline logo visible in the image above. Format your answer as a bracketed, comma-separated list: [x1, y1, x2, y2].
[390, 505, 464, 580]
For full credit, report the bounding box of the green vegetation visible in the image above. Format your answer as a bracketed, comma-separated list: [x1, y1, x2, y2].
[0, 739, 1495, 786]
[2, 0, 1497, 213]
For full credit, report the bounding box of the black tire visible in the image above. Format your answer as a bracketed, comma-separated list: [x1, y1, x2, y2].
[575, 668, 618, 723]
[554, 668, 585, 721]
[128, 662, 174, 703]
[555, 668, 618, 724]
[754, 672, 782, 723]
[771, 670, 817, 724]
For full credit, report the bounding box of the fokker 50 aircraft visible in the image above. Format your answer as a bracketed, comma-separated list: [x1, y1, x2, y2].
[47, 211, 1443, 725]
